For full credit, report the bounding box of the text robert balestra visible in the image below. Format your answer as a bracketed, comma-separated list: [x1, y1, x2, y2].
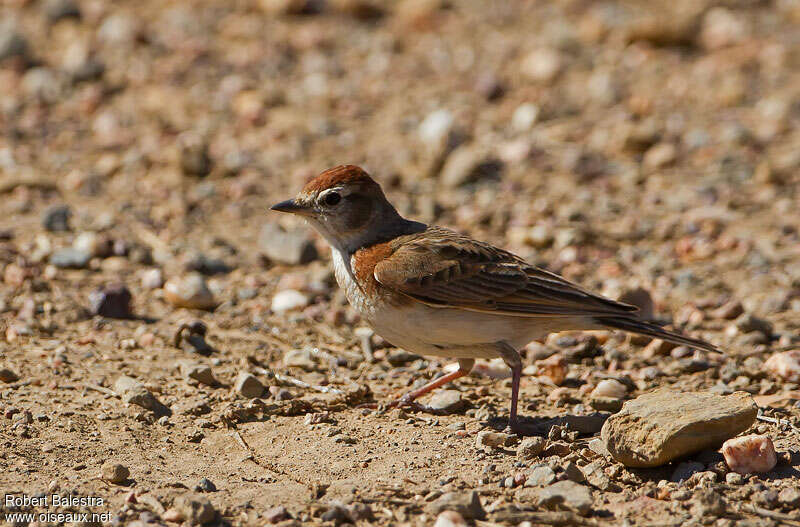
[5, 494, 104, 507]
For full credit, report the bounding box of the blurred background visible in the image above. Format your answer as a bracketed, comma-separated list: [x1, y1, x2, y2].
[2, 0, 800, 518]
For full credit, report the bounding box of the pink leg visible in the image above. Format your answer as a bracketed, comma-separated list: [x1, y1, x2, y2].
[498, 343, 524, 433]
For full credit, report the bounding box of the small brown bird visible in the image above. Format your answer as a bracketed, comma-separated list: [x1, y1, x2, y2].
[272, 165, 719, 432]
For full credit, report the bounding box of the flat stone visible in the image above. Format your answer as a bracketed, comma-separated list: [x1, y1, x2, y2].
[234, 372, 264, 398]
[517, 436, 546, 459]
[259, 222, 318, 266]
[425, 491, 485, 521]
[601, 389, 757, 467]
[179, 361, 216, 386]
[536, 481, 592, 516]
[113, 376, 166, 414]
[524, 465, 556, 487]
[428, 390, 465, 413]
[50, 247, 91, 269]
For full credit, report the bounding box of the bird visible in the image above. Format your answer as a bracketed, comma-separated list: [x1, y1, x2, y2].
[271, 164, 720, 433]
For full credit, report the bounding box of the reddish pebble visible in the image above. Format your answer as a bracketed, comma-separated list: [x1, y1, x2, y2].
[721, 434, 777, 474]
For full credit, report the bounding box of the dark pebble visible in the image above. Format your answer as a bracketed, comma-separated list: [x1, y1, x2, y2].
[88, 284, 132, 318]
[42, 205, 72, 232]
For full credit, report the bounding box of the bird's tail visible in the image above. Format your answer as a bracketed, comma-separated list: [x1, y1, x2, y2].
[593, 316, 721, 354]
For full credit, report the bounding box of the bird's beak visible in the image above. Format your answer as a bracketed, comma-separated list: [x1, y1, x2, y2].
[270, 199, 311, 215]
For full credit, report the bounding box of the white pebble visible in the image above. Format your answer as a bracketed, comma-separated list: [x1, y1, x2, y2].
[591, 379, 627, 399]
[764, 350, 800, 382]
[511, 103, 540, 132]
[418, 109, 453, 145]
[721, 434, 777, 474]
[141, 268, 164, 290]
[271, 289, 309, 313]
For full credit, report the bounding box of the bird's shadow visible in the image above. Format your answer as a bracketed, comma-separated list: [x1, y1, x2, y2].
[485, 412, 609, 437]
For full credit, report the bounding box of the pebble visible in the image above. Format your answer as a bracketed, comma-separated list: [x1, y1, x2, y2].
[511, 103, 539, 132]
[195, 478, 216, 492]
[164, 274, 217, 310]
[50, 247, 91, 269]
[283, 349, 317, 370]
[580, 460, 616, 491]
[591, 379, 627, 399]
[180, 139, 212, 177]
[425, 491, 485, 521]
[517, 436, 546, 459]
[42, 205, 72, 232]
[418, 109, 453, 145]
[88, 284, 133, 318]
[764, 350, 800, 382]
[271, 289, 309, 313]
[536, 481, 592, 516]
[601, 388, 757, 467]
[475, 430, 515, 450]
[100, 462, 129, 484]
[73, 232, 111, 258]
[0, 367, 20, 383]
[233, 372, 265, 398]
[700, 7, 748, 50]
[643, 142, 676, 169]
[186, 254, 232, 276]
[721, 435, 777, 474]
[263, 506, 289, 524]
[44, 0, 81, 22]
[0, 21, 30, 63]
[259, 223, 318, 265]
[520, 47, 562, 83]
[113, 376, 164, 413]
[524, 465, 556, 487]
[178, 361, 216, 386]
[725, 472, 743, 485]
[428, 390, 466, 414]
[536, 355, 567, 386]
[439, 146, 503, 188]
[670, 461, 704, 482]
[710, 300, 744, 320]
[141, 268, 164, 289]
[778, 487, 800, 508]
[433, 511, 468, 527]
[174, 495, 216, 525]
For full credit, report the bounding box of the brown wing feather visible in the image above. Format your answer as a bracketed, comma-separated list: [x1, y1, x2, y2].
[374, 226, 638, 317]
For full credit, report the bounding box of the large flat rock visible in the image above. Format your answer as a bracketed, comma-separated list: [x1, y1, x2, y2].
[601, 388, 757, 467]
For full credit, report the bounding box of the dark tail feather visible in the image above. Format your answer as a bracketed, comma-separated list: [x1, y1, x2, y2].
[594, 316, 721, 354]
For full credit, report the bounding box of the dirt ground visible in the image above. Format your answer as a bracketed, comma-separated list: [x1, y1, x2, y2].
[1, 0, 799, 525]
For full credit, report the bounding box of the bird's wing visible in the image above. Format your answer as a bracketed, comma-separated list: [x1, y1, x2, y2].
[373, 226, 639, 317]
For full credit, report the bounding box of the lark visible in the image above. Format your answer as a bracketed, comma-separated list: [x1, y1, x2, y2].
[272, 165, 718, 432]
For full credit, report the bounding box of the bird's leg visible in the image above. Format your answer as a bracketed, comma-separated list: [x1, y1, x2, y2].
[359, 358, 475, 414]
[497, 342, 524, 434]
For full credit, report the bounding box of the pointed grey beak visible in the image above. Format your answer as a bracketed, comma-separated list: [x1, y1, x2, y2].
[270, 199, 309, 215]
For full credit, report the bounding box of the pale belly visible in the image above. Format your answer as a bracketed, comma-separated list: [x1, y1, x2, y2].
[331, 249, 588, 359]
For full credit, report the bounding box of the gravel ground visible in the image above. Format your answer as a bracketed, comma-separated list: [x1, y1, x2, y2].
[1, 1, 799, 526]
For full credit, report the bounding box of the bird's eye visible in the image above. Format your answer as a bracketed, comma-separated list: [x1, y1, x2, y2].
[322, 192, 341, 206]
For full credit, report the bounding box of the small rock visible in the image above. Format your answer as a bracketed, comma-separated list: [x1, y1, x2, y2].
[73, 232, 111, 258]
[764, 350, 800, 382]
[536, 355, 567, 386]
[0, 22, 30, 63]
[520, 47, 563, 83]
[44, 0, 81, 22]
[195, 478, 216, 492]
[418, 109, 453, 146]
[113, 376, 165, 413]
[524, 465, 556, 487]
[734, 313, 773, 337]
[179, 361, 216, 386]
[725, 472, 743, 485]
[180, 139, 212, 178]
[591, 379, 627, 399]
[386, 349, 420, 366]
[643, 142, 676, 170]
[0, 367, 19, 383]
[670, 461, 704, 482]
[50, 247, 91, 269]
[700, 7, 748, 50]
[174, 495, 216, 525]
[186, 254, 232, 276]
[433, 511, 468, 527]
[778, 487, 800, 508]
[690, 488, 727, 518]
[425, 491, 485, 521]
[141, 268, 164, 289]
[283, 349, 317, 370]
[164, 274, 217, 310]
[440, 146, 503, 188]
[710, 300, 744, 320]
[511, 103, 539, 132]
[601, 389, 757, 467]
[589, 397, 623, 412]
[580, 460, 616, 491]
[428, 390, 466, 413]
[264, 505, 289, 524]
[536, 481, 592, 516]
[89, 284, 133, 318]
[42, 205, 72, 232]
[564, 462, 585, 483]
[517, 436, 546, 459]
[271, 289, 309, 313]
[233, 372, 264, 398]
[721, 435, 777, 474]
[259, 223, 318, 266]
[100, 462, 129, 484]
[476, 430, 515, 450]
